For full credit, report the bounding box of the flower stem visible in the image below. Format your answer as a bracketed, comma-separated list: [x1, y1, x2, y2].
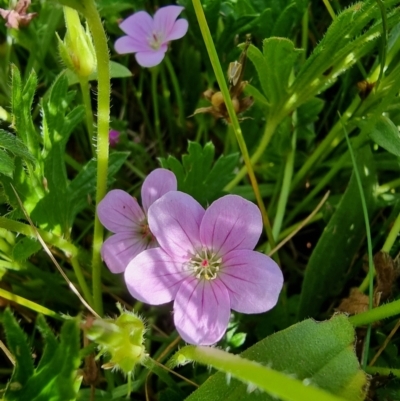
[164, 55, 186, 132]
[82, 0, 111, 316]
[78, 76, 95, 156]
[349, 298, 400, 327]
[192, 0, 277, 253]
[272, 118, 297, 241]
[150, 67, 165, 157]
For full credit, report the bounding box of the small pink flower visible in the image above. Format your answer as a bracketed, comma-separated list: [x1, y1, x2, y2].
[114, 5, 188, 68]
[124, 192, 284, 345]
[97, 169, 177, 274]
[0, 0, 37, 29]
[109, 129, 120, 147]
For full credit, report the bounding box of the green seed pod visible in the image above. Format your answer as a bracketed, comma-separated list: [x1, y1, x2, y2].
[57, 7, 96, 78]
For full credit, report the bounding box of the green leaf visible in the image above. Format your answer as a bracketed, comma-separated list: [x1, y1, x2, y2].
[68, 151, 129, 224]
[65, 61, 132, 86]
[10, 66, 39, 157]
[12, 237, 42, 261]
[182, 315, 367, 401]
[2, 308, 34, 386]
[31, 72, 85, 234]
[297, 145, 377, 319]
[0, 130, 36, 166]
[368, 115, 400, 157]
[159, 142, 239, 206]
[5, 315, 81, 401]
[0, 149, 15, 177]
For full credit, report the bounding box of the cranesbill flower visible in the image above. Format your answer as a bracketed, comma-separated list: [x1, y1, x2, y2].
[97, 169, 177, 274]
[109, 129, 120, 147]
[114, 5, 188, 68]
[125, 192, 284, 345]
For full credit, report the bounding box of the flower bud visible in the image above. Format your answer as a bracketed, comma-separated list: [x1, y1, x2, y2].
[57, 7, 96, 78]
[84, 304, 146, 374]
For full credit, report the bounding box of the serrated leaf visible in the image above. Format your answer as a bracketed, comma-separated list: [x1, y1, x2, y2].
[368, 115, 400, 157]
[5, 316, 81, 401]
[185, 315, 367, 401]
[262, 37, 302, 106]
[0, 149, 15, 177]
[159, 142, 239, 206]
[10, 66, 39, 157]
[2, 308, 35, 386]
[297, 145, 377, 319]
[0, 130, 36, 166]
[65, 61, 132, 86]
[12, 237, 42, 261]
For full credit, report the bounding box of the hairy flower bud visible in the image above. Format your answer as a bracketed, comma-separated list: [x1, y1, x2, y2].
[57, 7, 96, 78]
[84, 304, 147, 374]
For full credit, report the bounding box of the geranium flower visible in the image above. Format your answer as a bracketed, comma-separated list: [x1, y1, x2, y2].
[124, 192, 284, 345]
[0, 0, 37, 29]
[97, 169, 177, 274]
[114, 5, 188, 68]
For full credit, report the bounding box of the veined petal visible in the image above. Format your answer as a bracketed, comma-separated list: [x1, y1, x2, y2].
[200, 195, 262, 256]
[101, 232, 148, 274]
[174, 277, 231, 345]
[125, 248, 188, 305]
[97, 190, 145, 233]
[119, 11, 153, 39]
[114, 35, 152, 54]
[135, 49, 166, 68]
[148, 191, 204, 260]
[141, 168, 177, 214]
[219, 250, 283, 314]
[153, 6, 185, 41]
[165, 19, 188, 42]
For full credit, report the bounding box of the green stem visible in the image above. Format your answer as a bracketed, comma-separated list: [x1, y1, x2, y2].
[124, 161, 146, 179]
[342, 116, 374, 368]
[359, 212, 400, 292]
[272, 119, 297, 240]
[290, 97, 360, 190]
[71, 255, 94, 307]
[301, 4, 309, 64]
[132, 81, 155, 137]
[365, 366, 400, 377]
[0, 288, 62, 320]
[82, 0, 111, 316]
[79, 76, 95, 156]
[150, 67, 165, 156]
[349, 298, 400, 326]
[322, 0, 336, 19]
[0, 217, 78, 256]
[192, 0, 277, 253]
[225, 118, 279, 191]
[172, 346, 349, 401]
[165, 55, 186, 131]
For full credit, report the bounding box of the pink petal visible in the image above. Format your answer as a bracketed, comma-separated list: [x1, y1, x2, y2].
[114, 35, 152, 54]
[141, 168, 177, 214]
[153, 6, 185, 41]
[219, 250, 283, 313]
[200, 195, 262, 256]
[119, 10, 153, 39]
[135, 49, 167, 68]
[174, 277, 231, 345]
[101, 232, 148, 274]
[97, 189, 145, 233]
[124, 248, 189, 305]
[148, 191, 204, 260]
[165, 19, 189, 42]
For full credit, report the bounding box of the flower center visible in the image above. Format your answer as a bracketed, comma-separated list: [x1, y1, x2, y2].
[188, 248, 222, 281]
[139, 221, 155, 245]
[148, 31, 163, 50]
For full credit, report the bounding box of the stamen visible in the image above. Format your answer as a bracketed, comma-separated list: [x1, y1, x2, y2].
[187, 248, 222, 281]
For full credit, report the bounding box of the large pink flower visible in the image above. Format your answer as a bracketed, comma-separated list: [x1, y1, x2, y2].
[97, 169, 177, 274]
[125, 192, 284, 345]
[114, 5, 188, 68]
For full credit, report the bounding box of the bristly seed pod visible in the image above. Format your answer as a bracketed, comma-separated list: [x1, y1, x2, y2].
[191, 34, 254, 122]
